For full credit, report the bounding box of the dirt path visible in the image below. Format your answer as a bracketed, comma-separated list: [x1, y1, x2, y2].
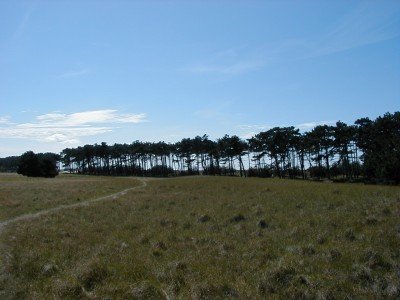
[0, 177, 150, 235]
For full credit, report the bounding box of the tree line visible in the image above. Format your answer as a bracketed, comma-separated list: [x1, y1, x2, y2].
[0, 152, 60, 177]
[58, 112, 399, 184]
[0, 112, 397, 182]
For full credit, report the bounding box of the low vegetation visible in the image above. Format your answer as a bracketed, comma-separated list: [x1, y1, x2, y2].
[0, 175, 399, 298]
[0, 174, 139, 221]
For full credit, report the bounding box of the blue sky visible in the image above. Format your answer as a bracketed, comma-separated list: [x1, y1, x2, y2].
[0, 0, 399, 156]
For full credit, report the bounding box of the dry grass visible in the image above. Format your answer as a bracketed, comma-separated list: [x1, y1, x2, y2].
[0, 174, 139, 221]
[0, 175, 399, 298]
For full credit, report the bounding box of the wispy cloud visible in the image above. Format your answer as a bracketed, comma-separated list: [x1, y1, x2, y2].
[187, 60, 265, 76]
[0, 116, 12, 124]
[1, 3, 36, 48]
[12, 11, 31, 41]
[304, 2, 400, 58]
[296, 121, 336, 130]
[185, 44, 266, 77]
[35, 110, 146, 126]
[237, 124, 272, 140]
[238, 120, 337, 139]
[0, 126, 111, 144]
[237, 124, 271, 131]
[240, 132, 258, 139]
[187, 2, 399, 77]
[256, 3, 399, 63]
[193, 101, 235, 122]
[21, 109, 38, 113]
[58, 68, 91, 78]
[0, 110, 147, 144]
[194, 108, 221, 118]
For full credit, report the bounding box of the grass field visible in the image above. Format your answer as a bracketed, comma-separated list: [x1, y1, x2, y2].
[0, 174, 399, 299]
[0, 174, 140, 221]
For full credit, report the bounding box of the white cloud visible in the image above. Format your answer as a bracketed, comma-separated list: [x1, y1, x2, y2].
[0, 109, 146, 144]
[35, 110, 146, 126]
[237, 124, 272, 131]
[0, 126, 111, 144]
[240, 131, 258, 139]
[58, 68, 91, 78]
[21, 109, 38, 113]
[238, 120, 337, 138]
[296, 121, 336, 130]
[0, 116, 11, 124]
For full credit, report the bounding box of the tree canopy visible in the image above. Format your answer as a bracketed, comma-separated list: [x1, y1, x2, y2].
[17, 151, 59, 178]
[56, 112, 399, 184]
[2, 111, 399, 184]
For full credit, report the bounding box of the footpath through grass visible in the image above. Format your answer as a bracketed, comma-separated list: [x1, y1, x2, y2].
[0, 174, 140, 221]
[0, 176, 399, 298]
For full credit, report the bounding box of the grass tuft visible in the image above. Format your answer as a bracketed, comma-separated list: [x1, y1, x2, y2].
[191, 282, 239, 299]
[344, 228, 356, 241]
[198, 214, 211, 223]
[257, 219, 268, 229]
[126, 281, 165, 299]
[361, 249, 391, 270]
[76, 259, 108, 291]
[230, 214, 245, 223]
[365, 215, 379, 225]
[258, 265, 297, 294]
[350, 264, 374, 286]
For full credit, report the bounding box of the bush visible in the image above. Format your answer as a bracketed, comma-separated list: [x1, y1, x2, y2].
[248, 167, 272, 178]
[0, 156, 20, 172]
[17, 151, 59, 178]
[308, 166, 329, 179]
[146, 165, 174, 177]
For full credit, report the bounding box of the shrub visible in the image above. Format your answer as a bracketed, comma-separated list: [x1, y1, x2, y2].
[248, 167, 272, 178]
[17, 151, 59, 178]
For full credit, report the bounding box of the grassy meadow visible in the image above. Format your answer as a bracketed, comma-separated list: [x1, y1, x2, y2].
[0, 174, 140, 221]
[0, 174, 399, 299]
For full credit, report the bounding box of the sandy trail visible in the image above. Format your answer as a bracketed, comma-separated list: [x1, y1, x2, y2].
[0, 177, 150, 235]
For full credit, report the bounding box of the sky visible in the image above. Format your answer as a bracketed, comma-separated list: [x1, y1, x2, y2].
[0, 0, 399, 157]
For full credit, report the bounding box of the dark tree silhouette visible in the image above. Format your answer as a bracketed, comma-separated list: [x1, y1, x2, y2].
[17, 151, 40, 177]
[355, 112, 400, 183]
[4, 111, 395, 183]
[17, 151, 59, 178]
[0, 156, 20, 172]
